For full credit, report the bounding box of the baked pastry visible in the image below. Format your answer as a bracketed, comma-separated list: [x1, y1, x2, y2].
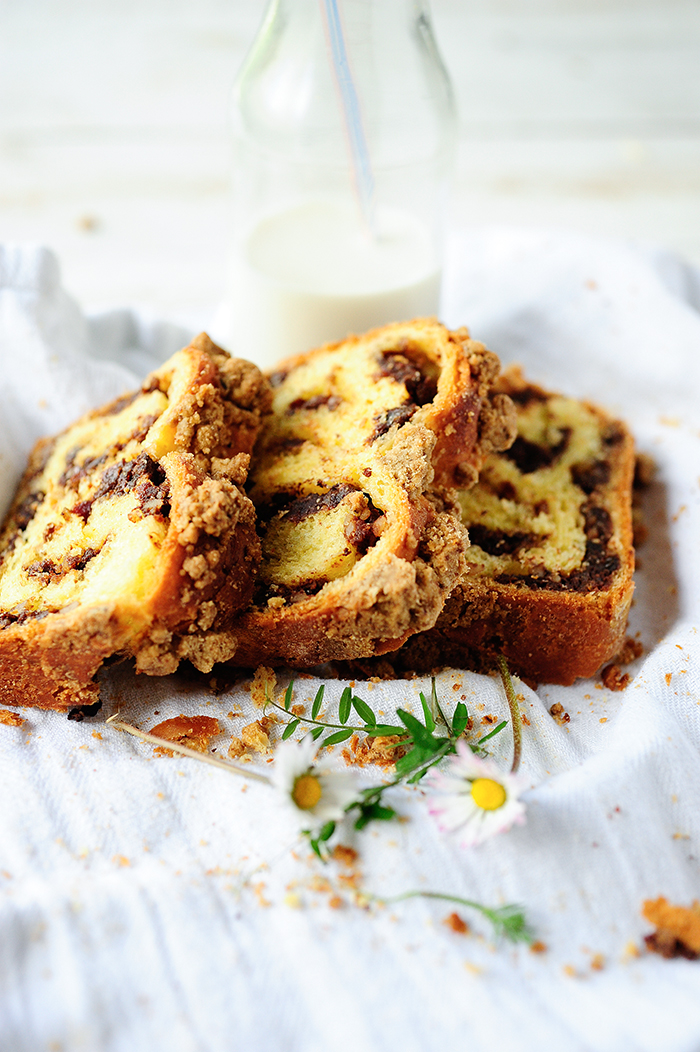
[0, 334, 271, 710]
[228, 319, 517, 667]
[393, 367, 636, 685]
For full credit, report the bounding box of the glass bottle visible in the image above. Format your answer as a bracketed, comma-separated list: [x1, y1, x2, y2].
[221, 0, 457, 369]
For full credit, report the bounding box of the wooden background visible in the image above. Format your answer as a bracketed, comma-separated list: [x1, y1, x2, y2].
[1, 0, 699, 325]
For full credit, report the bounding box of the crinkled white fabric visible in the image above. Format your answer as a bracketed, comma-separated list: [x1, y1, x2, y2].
[1, 233, 699, 1052]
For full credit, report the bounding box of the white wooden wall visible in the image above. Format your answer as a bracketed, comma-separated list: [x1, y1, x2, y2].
[1, 0, 699, 323]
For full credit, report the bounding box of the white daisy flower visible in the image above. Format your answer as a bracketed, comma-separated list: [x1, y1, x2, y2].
[271, 735, 359, 834]
[426, 742, 527, 847]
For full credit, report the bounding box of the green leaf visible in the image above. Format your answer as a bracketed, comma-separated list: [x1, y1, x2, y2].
[419, 692, 436, 732]
[338, 689, 352, 725]
[352, 696, 376, 727]
[407, 766, 433, 784]
[452, 701, 469, 738]
[310, 726, 325, 742]
[282, 718, 299, 740]
[309, 837, 323, 859]
[354, 803, 396, 830]
[394, 743, 436, 778]
[478, 720, 507, 745]
[283, 681, 294, 711]
[318, 820, 336, 842]
[364, 724, 406, 737]
[321, 728, 354, 747]
[311, 684, 325, 720]
[396, 708, 439, 748]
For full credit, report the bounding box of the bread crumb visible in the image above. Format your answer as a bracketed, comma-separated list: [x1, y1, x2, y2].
[91, 731, 103, 740]
[291, 704, 305, 716]
[284, 892, 302, 909]
[615, 636, 644, 665]
[112, 855, 130, 867]
[342, 732, 407, 768]
[444, 912, 469, 935]
[228, 737, 246, 759]
[562, 964, 577, 978]
[549, 702, 570, 725]
[251, 665, 276, 708]
[590, 953, 605, 971]
[254, 881, 272, 907]
[332, 844, 359, 868]
[642, 896, 700, 958]
[151, 714, 220, 755]
[0, 710, 24, 727]
[337, 871, 362, 890]
[241, 720, 271, 754]
[665, 672, 673, 686]
[601, 664, 630, 691]
[530, 940, 547, 954]
[328, 895, 343, 909]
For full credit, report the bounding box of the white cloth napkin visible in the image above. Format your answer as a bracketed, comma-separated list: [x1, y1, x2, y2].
[1, 232, 700, 1052]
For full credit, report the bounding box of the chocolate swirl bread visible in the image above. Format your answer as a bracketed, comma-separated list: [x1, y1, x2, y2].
[392, 367, 635, 685]
[228, 319, 517, 667]
[0, 334, 271, 710]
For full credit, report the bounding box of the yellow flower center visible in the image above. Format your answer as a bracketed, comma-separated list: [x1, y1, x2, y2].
[470, 777, 507, 811]
[292, 773, 323, 811]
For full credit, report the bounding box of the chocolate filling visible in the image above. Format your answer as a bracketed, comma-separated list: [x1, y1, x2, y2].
[468, 525, 535, 557]
[58, 412, 163, 496]
[59, 449, 109, 491]
[103, 390, 140, 416]
[71, 452, 171, 521]
[24, 545, 101, 583]
[378, 348, 438, 406]
[571, 459, 610, 494]
[502, 386, 549, 408]
[256, 485, 382, 606]
[64, 547, 100, 572]
[503, 428, 571, 474]
[0, 607, 52, 629]
[142, 376, 163, 395]
[13, 490, 45, 532]
[495, 501, 619, 593]
[368, 404, 417, 442]
[281, 483, 359, 525]
[25, 558, 61, 582]
[269, 370, 288, 388]
[287, 394, 342, 413]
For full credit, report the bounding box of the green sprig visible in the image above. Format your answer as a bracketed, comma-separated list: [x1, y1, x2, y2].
[371, 889, 534, 944]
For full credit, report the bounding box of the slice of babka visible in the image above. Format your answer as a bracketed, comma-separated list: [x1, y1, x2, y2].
[392, 366, 636, 685]
[227, 319, 517, 668]
[0, 334, 271, 710]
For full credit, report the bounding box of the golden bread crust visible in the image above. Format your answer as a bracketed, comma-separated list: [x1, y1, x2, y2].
[229, 319, 514, 667]
[0, 334, 270, 708]
[391, 367, 636, 685]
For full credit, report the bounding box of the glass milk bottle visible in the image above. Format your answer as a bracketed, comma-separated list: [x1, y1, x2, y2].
[223, 0, 456, 370]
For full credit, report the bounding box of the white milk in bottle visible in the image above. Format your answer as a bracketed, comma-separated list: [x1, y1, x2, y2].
[227, 200, 440, 368]
[224, 0, 456, 370]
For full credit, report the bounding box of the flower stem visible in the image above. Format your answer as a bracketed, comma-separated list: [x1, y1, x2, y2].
[264, 695, 365, 734]
[496, 656, 523, 774]
[367, 889, 533, 943]
[106, 716, 271, 784]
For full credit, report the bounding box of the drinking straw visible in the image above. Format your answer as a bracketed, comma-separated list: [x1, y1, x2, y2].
[320, 0, 376, 235]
